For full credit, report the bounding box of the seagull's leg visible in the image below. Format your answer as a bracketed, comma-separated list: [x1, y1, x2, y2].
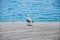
[27, 22, 29, 26]
[27, 22, 28, 26]
[29, 22, 32, 26]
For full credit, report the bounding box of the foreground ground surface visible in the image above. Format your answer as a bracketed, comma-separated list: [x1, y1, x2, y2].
[0, 22, 60, 40]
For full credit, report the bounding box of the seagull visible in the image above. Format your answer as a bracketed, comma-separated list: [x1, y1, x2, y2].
[26, 15, 33, 26]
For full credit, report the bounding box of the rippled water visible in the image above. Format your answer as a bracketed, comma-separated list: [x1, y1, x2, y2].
[0, 0, 60, 22]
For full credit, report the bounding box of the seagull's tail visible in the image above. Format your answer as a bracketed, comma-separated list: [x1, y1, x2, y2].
[32, 21, 34, 23]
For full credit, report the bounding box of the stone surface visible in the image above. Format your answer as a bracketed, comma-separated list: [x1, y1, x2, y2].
[0, 22, 60, 40]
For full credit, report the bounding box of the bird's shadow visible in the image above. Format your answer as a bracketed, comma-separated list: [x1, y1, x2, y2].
[27, 25, 33, 26]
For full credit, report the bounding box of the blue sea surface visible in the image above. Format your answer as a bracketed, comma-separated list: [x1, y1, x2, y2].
[0, 0, 60, 22]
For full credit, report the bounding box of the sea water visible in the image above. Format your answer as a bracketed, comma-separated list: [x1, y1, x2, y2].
[0, 0, 60, 22]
